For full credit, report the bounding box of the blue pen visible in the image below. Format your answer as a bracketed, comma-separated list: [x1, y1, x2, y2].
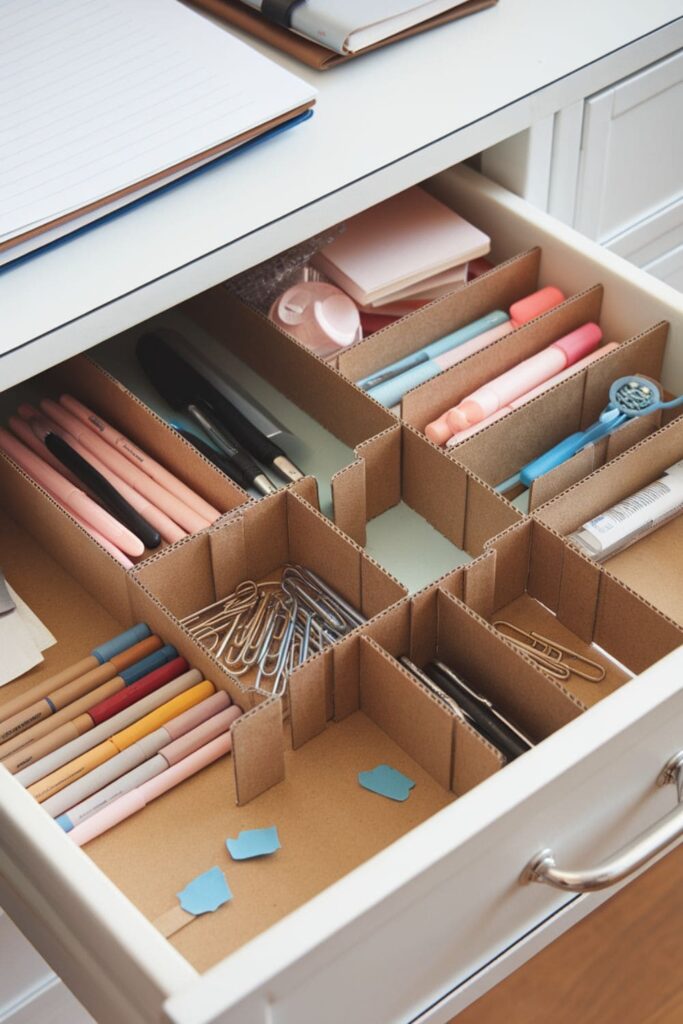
[358, 310, 509, 392]
[497, 376, 683, 494]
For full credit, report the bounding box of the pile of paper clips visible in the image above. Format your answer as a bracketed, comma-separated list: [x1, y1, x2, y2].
[493, 621, 606, 683]
[181, 564, 365, 697]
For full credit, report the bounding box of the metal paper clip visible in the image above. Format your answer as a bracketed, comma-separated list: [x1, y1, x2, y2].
[180, 564, 365, 697]
[493, 621, 606, 683]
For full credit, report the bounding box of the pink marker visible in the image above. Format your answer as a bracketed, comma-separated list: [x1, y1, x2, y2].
[445, 343, 619, 446]
[19, 405, 186, 545]
[9, 414, 80, 485]
[0, 428, 144, 558]
[59, 396, 220, 525]
[444, 323, 603, 434]
[68, 730, 236, 846]
[39, 399, 211, 535]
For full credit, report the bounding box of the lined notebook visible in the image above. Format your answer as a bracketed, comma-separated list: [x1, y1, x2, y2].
[0, 0, 316, 265]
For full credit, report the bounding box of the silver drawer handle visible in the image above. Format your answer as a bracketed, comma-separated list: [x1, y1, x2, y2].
[523, 751, 683, 893]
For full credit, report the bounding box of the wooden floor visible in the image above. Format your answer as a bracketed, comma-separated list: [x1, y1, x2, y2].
[454, 847, 683, 1024]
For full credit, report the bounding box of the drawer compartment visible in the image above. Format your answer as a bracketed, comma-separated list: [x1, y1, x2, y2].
[1, 166, 682, 1024]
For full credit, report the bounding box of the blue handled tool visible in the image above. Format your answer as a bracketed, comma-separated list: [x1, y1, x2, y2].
[497, 376, 683, 494]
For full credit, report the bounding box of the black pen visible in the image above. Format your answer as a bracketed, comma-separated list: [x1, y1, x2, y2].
[136, 336, 276, 496]
[173, 427, 250, 490]
[137, 331, 304, 484]
[32, 424, 161, 548]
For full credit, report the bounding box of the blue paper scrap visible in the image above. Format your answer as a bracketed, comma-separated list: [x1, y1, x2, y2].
[226, 826, 281, 861]
[358, 764, 415, 802]
[177, 866, 232, 916]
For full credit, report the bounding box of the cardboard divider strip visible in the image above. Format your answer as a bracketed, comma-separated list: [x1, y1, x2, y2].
[450, 321, 670, 510]
[335, 248, 542, 384]
[184, 290, 395, 449]
[400, 284, 605, 431]
[43, 354, 248, 515]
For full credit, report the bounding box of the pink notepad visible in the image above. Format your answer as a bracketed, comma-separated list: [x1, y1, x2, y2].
[313, 186, 490, 306]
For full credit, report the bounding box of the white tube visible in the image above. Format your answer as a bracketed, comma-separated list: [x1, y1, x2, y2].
[569, 459, 683, 561]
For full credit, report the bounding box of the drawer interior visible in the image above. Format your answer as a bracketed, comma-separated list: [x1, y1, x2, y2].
[1, 165, 682, 1001]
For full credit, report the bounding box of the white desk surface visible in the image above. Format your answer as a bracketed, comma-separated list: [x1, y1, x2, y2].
[2, 1, 682, 388]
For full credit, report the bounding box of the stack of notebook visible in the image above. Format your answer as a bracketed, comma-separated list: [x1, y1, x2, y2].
[312, 186, 491, 317]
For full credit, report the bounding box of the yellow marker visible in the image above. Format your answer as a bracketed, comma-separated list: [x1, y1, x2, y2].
[29, 681, 215, 803]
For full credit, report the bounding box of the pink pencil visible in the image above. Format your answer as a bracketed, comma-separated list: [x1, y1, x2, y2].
[19, 405, 186, 545]
[60, 395, 220, 525]
[68, 731, 234, 846]
[0, 428, 144, 557]
[444, 343, 619, 447]
[39, 399, 211, 535]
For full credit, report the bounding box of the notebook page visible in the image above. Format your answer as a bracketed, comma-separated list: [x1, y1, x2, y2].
[0, 0, 315, 242]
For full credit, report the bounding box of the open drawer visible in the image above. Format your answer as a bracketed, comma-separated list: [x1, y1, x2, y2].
[1, 167, 682, 1024]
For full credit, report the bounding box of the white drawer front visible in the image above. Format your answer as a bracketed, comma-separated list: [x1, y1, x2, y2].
[0, 167, 682, 1024]
[0, 910, 53, 1015]
[162, 651, 683, 1024]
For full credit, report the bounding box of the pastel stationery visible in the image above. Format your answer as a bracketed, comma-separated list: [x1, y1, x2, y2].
[368, 319, 513, 408]
[0, 635, 163, 745]
[0, 646, 178, 767]
[439, 343, 619, 446]
[15, 670, 203, 788]
[0, 624, 150, 725]
[0, 429, 144, 558]
[313, 188, 490, 306]
[28, 679, 216, 804]
[56, 702, 241, 828]
[360, 286, 566, 408]
[496, 374, 683, 494]
[226, 826, 280, 860]
[444, 323, 603, 434]
[358, 764, 415, 801]
[268, 282, 362, 357]
[18, 407, 184, 545]
[60, 395, 221, 525]
[358, 311, 509, 392]
[40, 400, 212, 535]
[155, 867, 232, 938]
[69, 732, 235, 846]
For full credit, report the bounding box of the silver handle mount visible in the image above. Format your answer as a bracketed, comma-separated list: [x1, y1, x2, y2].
[523, 751, 683, 893]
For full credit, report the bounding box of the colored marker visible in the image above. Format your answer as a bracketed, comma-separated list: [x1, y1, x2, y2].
[0, 635, 163, 745]
[15, 670, 203, 788]
[0, 646, 178, 767]
[444, 323, 603, 434]
[440, 343, 619, 446]
[34, 683, 223, 808]
[55, 701, 241, 829]
[0, 624, 151, 727]
[69, 732, 236, 846]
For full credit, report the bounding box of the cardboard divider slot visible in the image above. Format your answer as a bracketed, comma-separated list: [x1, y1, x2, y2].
[535, 416, 683, 626]
[334, 248, 541, 384]
[451, 322, 671, 510]
[330, 421, 521, 573]
[0, 353, 250, 565]
[434, 518, 683, 708]
[400, 285, 612, 433]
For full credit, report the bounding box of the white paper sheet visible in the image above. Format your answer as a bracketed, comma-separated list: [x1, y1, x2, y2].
[0, 0, 315, 243]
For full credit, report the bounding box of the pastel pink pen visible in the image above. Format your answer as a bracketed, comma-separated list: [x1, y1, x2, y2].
[68, 731, 235, 846]
[39, 399, 210, 535]
[9, 414, 80, 485]
[445, 323, 603, 434]
[445, 343, 619, 446]
[0, 428, 144, 557]
[60, 395, 220, 525]
[20, 406, 186, 545]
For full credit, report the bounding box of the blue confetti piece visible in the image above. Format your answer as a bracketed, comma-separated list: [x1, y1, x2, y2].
[358, 764, 415, 802]
[226, 826, 281, 861]
[177, 867, 232, 916]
